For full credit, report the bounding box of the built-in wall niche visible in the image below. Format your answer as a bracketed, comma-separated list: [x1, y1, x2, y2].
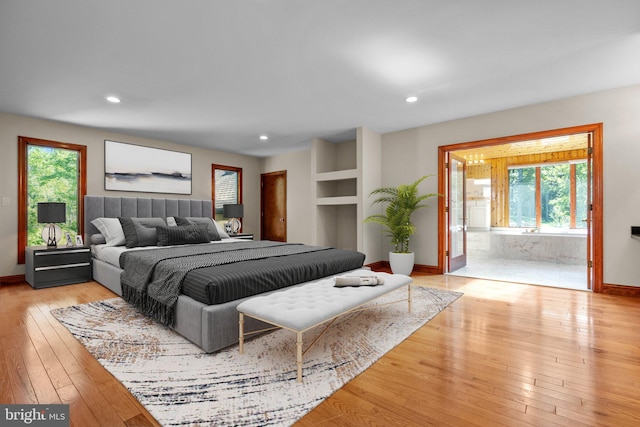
[310, 128, 382, 262]
[314, 139, 356, 173]
[316, 178, 357, 199]
[315, 204, 357, 251]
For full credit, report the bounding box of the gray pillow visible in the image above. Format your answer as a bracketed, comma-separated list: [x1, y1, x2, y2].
[90, 233, 107, 245]
[174, 217, 221, 241]
[119, 217, 166, 248]
[156, 224, 210, 246]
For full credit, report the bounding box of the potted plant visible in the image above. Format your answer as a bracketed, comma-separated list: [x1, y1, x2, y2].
[364, 175, 439, 275]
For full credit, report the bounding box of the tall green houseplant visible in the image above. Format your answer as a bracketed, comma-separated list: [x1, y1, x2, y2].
[364, 175, 438, 253]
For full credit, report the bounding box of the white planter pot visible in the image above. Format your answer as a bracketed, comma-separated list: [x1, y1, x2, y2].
[389, 251, 415, 276]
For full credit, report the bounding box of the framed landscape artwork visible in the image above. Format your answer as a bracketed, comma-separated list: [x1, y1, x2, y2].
[104, 140, 192, 195]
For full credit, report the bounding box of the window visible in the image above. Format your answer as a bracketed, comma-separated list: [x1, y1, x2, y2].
[508, 167, 536, 227]
[509, 161, 587, 229]
[18, 137, 87, 263]
[540, 163, 571, 228]
[211, 164, 242, 221]
[574, 162, 588, 228]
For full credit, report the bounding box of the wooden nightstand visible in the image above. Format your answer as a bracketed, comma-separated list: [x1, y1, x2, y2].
[25, 246, 91, 289]
[231, 233, 254, 240]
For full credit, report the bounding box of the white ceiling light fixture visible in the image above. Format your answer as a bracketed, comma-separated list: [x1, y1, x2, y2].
[105, 96, 121, 103]
[405, 96, 418, 103]
[259, 135, 269, 141]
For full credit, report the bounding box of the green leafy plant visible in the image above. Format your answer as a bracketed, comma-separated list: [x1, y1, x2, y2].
[27, 146, 79, 246]
[364, 175, 439, 253]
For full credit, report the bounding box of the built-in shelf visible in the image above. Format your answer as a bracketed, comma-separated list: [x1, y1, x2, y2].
[316, 178, 357, 199]
[316, 196, 358, 205]
[315, 169, 358, 182]
[310, 130, 382, 262]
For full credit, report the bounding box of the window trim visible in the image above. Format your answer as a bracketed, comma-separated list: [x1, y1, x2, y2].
[18, 136, 87, 264]
[211, 163, 243, 218]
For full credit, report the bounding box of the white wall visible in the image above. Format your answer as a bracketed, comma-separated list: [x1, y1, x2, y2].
[0, 112, 261, 277]
[358, 127, 383, 264]
[4, 83, 640, 287]
[261, 148, 313, 244]
[381, 83, 640, 287]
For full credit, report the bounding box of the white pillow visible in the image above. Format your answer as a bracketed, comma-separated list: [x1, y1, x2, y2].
[90, 217, 126, 246]
[166, 216, 177, 226]
[211, 218, 230, 239]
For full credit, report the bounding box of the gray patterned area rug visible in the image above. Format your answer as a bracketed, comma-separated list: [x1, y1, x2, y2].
[51, 286, 462, 426]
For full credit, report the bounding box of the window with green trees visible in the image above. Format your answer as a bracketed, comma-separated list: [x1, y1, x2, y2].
[509, 161, 587, 229]
[508, 167, 536, 227]
[26, 146, 80, 245]
[18, 136, 86, 264]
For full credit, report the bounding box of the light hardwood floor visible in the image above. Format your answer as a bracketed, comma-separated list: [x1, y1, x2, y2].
[2, 274, 639, 426]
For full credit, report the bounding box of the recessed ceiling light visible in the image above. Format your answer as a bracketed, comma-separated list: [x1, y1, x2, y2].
[259, 135, 268, 141]
[105, 96, 121, 103]
[405, 96, 418, 103]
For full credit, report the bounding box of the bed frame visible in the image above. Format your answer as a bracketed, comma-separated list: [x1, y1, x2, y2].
[84, 195, 279, 353]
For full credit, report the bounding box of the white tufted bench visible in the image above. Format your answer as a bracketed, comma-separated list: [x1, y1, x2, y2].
[237, 269, 413, 382]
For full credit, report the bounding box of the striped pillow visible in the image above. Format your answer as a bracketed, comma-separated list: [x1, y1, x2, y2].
[156, 224, 210, 246]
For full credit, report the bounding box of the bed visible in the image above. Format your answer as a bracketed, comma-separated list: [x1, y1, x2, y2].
[84, 195, 366, 353]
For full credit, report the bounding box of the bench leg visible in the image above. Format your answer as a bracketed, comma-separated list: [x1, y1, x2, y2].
[239, 313, 244, 354]
[296, 331, 303, 382]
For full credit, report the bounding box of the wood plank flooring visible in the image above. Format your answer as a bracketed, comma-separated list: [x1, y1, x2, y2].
[2, 274, 639, 426]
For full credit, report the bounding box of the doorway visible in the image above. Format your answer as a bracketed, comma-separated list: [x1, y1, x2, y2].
[438, 124, 603, 292]
[261, 170, 287, 241]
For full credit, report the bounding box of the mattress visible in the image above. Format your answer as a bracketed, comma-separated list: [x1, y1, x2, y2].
[181, 247, 366, 304]
[93, 240, 366, 306]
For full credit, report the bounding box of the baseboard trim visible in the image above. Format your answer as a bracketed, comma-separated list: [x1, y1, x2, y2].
[365, 261, 388, 271]
[601, 283, 640, 297]
[364, 261, 438, 275]
[0, 274, 26, 286]
[412, 264, 440, 275]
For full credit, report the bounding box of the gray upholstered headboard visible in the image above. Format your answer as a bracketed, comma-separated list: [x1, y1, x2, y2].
[84, 195, 213, 242]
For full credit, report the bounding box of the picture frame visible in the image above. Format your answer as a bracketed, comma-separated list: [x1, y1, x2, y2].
[75, 235, 84, 246]
[65, 232, 74, 247]
[104, 140, 192, 195]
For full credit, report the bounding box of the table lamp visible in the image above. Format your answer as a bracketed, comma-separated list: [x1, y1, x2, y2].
[37, 202, 66, 247]
[223, 203, 243, 235]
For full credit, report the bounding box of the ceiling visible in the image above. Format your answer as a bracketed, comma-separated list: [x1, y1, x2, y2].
[1, 1, 639, 158]
[453, 133, 589, 161]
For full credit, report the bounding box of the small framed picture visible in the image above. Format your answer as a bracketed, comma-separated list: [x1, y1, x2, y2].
[75, 235, 84, 246]
[65, 232, 74, 247]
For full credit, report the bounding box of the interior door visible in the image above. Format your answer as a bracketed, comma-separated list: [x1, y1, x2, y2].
[261, 170, 287, 241]
[448, 154, 467, 272]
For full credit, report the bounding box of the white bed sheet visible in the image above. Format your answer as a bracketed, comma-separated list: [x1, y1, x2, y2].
[92, 238, 246, 268]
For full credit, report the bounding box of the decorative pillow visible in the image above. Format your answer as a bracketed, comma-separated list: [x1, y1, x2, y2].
[90, 217, 126, 246]
[166, 216, 178, 227]
[156, 224, 210, 246]
[90, 233, 107, 245]
[174, 217, 222, 241]
[119, 217, 166, 248]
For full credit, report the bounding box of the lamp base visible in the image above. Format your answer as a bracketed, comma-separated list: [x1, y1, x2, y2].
[225, 218, 241, 235]
[42, 224, 62, 247]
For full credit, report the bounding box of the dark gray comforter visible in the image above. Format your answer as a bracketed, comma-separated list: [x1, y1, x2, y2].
[120, 240, 365, 326]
